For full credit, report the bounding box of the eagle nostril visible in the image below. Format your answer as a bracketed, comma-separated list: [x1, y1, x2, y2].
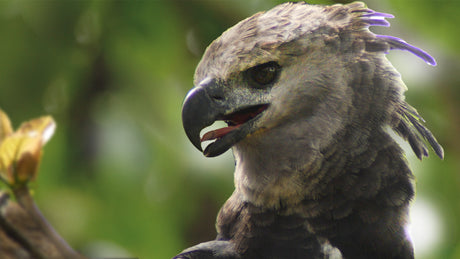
[210, 94, 225, 101]
[207, 88, 225, 102]
[197, 77, 226, 102]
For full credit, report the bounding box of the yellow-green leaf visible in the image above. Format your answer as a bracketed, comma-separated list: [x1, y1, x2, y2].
[0, 135, 23, 184]
[15, 137, 42, 183]
[16, 116, 56, 145]
[0, 112, 56, 186]
[0, 109, 13, 145]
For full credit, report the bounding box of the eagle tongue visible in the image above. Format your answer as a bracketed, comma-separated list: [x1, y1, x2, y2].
[201, 125, 241, 142]
[200, 105, 268, 143]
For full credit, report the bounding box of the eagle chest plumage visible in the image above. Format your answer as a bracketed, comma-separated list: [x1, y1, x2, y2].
[217, 127, 415, 258]
[176, 2, 442, 259]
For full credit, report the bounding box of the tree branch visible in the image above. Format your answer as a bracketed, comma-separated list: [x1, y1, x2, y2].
[0, 187, 86, 259]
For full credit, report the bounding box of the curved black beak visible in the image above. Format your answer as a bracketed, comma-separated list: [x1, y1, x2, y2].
[182, 80, 267, 157]
[182, 86, 222, 152]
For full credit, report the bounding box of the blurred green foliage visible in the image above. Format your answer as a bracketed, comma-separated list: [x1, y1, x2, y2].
[0, 0, 458, 258]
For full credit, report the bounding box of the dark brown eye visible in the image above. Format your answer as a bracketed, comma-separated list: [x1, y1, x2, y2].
[248, 61, 280, 86]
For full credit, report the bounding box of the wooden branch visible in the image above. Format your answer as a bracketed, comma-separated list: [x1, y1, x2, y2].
[0, 187, 86, 259]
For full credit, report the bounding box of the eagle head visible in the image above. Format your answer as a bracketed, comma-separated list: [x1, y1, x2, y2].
[181, 3, 442, 205]
[176, 2, 444, 257]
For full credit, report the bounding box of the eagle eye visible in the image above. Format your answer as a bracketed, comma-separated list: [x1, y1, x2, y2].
[247, 61, 280, 87]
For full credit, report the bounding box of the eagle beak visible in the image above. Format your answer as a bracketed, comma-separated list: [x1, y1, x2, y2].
[182, 80, 269, 157]
[182, 86, 221, 153]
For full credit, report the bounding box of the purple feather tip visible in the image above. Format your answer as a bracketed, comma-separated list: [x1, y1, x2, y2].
[359, 11, 394, 28]
[361, 12, 395, 19]
[360, 18, 391, 27]
[359, 9, 437, 66]
[377, 35, 437, 66]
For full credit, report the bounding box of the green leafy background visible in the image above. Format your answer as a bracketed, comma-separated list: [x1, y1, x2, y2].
[0, 0, 458, 258]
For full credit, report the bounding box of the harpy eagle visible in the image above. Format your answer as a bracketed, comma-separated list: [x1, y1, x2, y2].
[176, 2, 443, 258]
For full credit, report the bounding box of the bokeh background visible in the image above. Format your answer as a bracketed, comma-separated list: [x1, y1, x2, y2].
[0, 0, 458, 258]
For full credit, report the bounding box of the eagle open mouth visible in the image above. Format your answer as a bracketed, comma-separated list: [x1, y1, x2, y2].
[182, 85, 269, 157]
[201, 104, 269, 143]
